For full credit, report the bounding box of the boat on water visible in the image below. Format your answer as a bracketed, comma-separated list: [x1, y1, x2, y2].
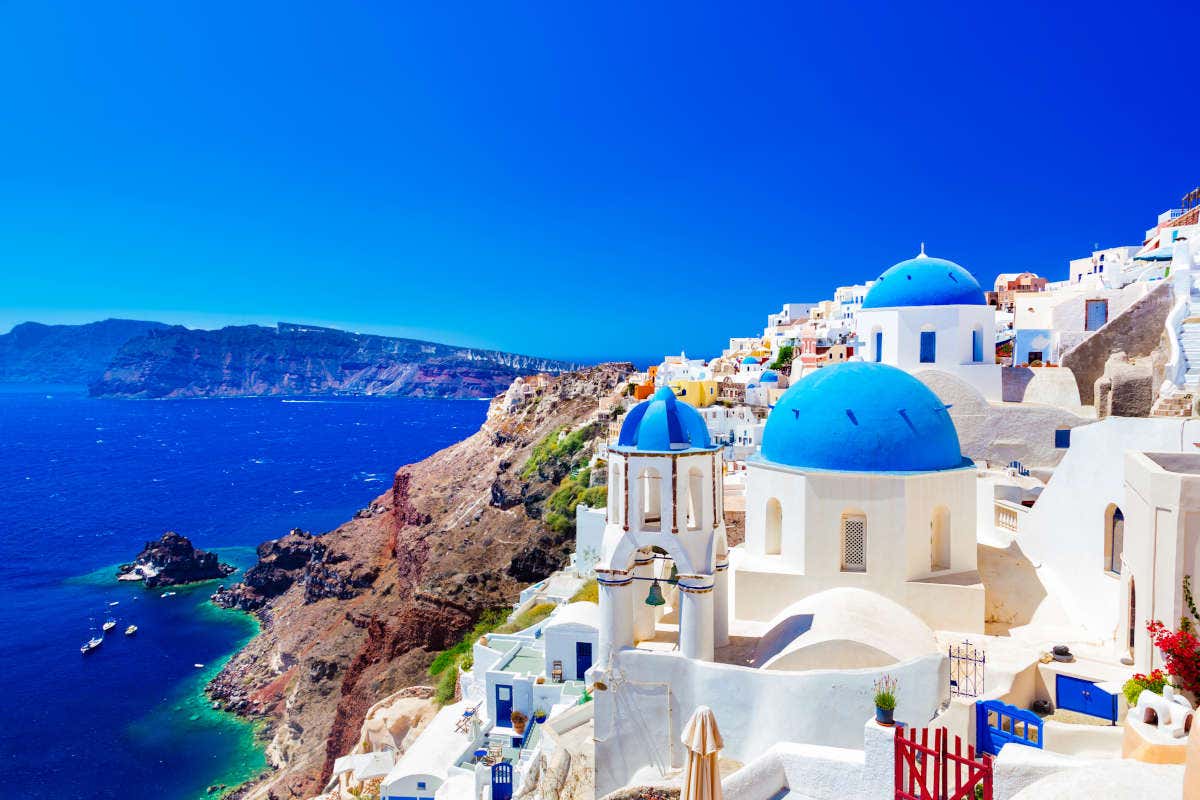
[124, 624, 138, 636]
[160, 591, 177, 598]
[194, 663, 204, 669]
[81, 620, 103, 655]
[102, 618, 117, 633]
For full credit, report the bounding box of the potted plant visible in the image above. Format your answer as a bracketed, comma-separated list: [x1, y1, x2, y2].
[536, 676, 545, 685]
[510, 710, 528, 735]
[533, 706, 548, 724]
[874, 674, 898, 726]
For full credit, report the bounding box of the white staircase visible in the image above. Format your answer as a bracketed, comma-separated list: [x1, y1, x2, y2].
[1180, 289, 1200, 392]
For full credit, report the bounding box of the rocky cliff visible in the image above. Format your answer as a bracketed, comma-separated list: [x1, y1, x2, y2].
[0, 318, 169, 384]
[89, 322, 579, 399]
[207, 363, 632, 798]
[117, 531, 236, 588]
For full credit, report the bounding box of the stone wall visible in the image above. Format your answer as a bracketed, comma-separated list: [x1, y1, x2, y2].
[1060, 281, 1173, 406]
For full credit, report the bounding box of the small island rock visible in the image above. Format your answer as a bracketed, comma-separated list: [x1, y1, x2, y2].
[117, 531, 235, 588]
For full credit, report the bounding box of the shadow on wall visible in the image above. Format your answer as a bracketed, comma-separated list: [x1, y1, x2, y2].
[978, 540, 1048, 635]
[1003, 367, 1036, 403]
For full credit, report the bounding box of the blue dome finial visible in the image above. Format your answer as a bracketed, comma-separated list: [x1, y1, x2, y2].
[919, 241, 926, 257]
[617, 386, 716, 452]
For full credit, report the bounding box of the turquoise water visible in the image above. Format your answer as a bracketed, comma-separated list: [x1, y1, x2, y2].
[0, 387, 487, 799]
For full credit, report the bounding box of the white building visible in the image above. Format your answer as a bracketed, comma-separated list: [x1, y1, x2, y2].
[856, 247, 1002, 401]
[1068, 245, 1140, 286]
[734, 362, 984, 633]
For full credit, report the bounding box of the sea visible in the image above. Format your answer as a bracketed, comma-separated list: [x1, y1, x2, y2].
[0, 385, 488, 800]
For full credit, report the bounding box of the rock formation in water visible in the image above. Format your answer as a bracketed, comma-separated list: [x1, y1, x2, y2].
[206, 364, 632, 799]
[0, 318, 169, 384]
[89, 322, 580, 399]
[117, 531, 236, 588]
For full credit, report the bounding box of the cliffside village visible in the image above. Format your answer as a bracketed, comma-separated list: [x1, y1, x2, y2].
[319, 193, 1200, 800]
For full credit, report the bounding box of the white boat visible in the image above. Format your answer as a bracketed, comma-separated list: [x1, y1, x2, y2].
[160, 591, 177, 598]
[193, 663, 204, 669]
[80, 636, 103, 655]
[124, 624, 138, 636]
[102, 619, 116, 633]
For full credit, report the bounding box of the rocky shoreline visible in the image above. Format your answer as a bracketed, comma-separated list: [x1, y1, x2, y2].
[200, 364, 631, 798]
[117, 531, 236, 588]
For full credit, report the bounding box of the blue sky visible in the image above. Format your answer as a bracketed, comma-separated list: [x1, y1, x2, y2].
[0, 2, 1195, 362]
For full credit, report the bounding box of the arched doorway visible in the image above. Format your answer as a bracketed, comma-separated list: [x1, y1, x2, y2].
[931, 506, 951, 571]
[764, 498, 782, 555]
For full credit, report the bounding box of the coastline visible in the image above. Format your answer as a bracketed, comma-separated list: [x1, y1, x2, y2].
[69, 548, 269, 800]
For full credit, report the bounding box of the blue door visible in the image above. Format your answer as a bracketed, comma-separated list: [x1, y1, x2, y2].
[491, 762, 513, 800]
[576, 641, 593, 680]
[919, 331, 936, 363]
[495, 684, 512, 726]
[972, 329, 983, 363]
[1085, 299, 1108, 331]
[976, 699, 1043, 756]
[1055, 674, 1117, 723]
[873, 331, 883, 362]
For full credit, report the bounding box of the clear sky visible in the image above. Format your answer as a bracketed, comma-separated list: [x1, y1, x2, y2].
[1, 2, 1195, 362]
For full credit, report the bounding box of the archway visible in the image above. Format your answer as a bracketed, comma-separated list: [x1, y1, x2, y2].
[764, 498, 782, 555]
[638, 466, 663, 532]
[686, 466, 705, 531]
[1104, 504, 1123, 575]
[931, 506, 950, 571]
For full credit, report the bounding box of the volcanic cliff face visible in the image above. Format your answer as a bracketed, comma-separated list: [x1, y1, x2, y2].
[0, 318, 169, 384]
[89, 322, 579, 399]
[207, 363, 632, 799]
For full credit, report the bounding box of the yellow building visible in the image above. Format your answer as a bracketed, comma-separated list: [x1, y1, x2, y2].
[668, 379, 719, 408]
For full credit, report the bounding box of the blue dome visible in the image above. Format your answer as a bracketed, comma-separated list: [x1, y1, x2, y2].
[862, 251, 986, 309]
[759, 363, 968, 473]
[761, 371, 779, 383]
[617, 387, 716, 452]
[741, 356, 759, 365]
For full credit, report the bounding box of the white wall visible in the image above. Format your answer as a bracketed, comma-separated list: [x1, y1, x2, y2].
[736, 460, 982, 632]
[593, 649, 947, 796]
[543, 624, 599, 682]
[1015, 417, 1200, 645]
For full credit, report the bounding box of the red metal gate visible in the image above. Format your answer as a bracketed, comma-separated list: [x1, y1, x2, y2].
[895, 726, 992, 800]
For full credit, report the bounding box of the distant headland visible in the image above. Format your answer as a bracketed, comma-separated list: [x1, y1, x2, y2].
[0, 319, 580, 399]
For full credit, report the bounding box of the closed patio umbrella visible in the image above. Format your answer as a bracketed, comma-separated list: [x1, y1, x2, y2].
[680, 705, 723, 800]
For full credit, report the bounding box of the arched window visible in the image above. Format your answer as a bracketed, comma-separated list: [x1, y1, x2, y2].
[764, 498, 782, 555]
[1104, 504, 1124, 574]
[610, 461, 621, 522]
[1128, 578, 1137, 651]
[872, 328, 883, 363]
[841, 512, 866, 572]
[638, 467, 663, 532]
[931, 506, 950, 571]
[686, 466, 704, 531]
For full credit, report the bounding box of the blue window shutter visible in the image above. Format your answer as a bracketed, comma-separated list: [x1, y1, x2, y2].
[874, 331, 882, 362]
[972, 330, 983, 363]
[1054, 429, 1071, 448]
[920, 331, 936, 363]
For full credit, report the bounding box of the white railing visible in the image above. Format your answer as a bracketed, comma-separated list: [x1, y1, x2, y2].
[993, 499, 1029, 534]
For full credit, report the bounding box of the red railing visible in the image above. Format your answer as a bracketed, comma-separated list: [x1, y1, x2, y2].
[895, 726, 992, 800]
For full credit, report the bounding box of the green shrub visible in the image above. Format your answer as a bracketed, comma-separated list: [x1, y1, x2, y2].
[496, 602, 556, 634]
[433, 665, 458, 705]
[520, 424, 601, 479]
[769, 345, 794, 370]
[1123, 668, 1168, 706]
[571, 579, 598, 603]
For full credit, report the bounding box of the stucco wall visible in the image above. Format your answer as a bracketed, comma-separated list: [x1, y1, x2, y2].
[593, 649, 948, 796]
[1060, 280, 1172, 406]
[916, 370, 1089, 469]
[1015, 417, 1200, 644]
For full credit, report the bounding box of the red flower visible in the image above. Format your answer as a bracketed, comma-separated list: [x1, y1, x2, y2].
[1147, 620, 1200, 696]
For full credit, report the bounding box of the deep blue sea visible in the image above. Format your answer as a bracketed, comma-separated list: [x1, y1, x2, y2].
[0, 386, 487, 800]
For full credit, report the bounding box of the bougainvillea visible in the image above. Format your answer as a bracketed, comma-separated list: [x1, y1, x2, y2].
[1147, 620, 1200, 697]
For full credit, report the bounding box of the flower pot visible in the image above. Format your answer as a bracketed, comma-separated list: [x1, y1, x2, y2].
[875, 705, 895, 726]
[534, 713, 547, 724]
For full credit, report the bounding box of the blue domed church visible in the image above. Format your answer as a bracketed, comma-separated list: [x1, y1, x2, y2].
[734, 362, 985, 633]
[856, 247, 1002, 401]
